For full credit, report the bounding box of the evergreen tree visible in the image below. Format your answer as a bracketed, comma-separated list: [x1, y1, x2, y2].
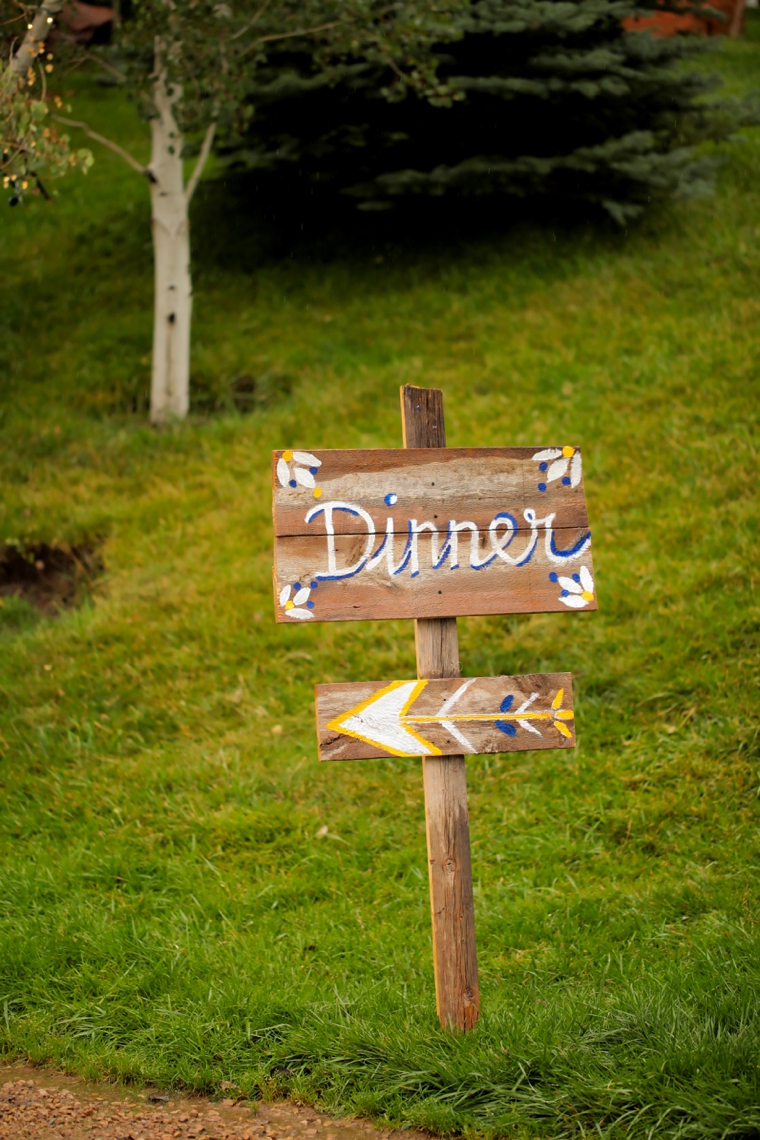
[223, 0, 758, 224]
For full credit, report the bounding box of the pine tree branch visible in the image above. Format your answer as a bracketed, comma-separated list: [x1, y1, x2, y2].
[185, 120, 215, 203]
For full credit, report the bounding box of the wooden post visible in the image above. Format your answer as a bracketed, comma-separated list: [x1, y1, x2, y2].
[400, 385, 480, 1032]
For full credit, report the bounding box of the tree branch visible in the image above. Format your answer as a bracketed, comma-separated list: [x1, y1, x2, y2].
[240, 19, 340, 56]
[52, 114, 154, 179]
[87, 52, 127, 82]
[10, 0, 64, 78]
[257, 20, 339, 44]
[184, 120, 215, 203]
[230, 0, 271, 41]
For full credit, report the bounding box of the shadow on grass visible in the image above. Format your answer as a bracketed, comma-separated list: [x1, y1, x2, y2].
[190, 167, 620, 277]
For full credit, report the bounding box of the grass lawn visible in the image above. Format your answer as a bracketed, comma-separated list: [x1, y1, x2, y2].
[1, 22, 759, 1139]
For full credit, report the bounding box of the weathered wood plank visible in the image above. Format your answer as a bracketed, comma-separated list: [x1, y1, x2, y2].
[274, 525, 596, 622]
[315, 673, 575, 761]
[403, 384, 480, 1033]
[423, 752, 479, 1031]
[272, 446, 589, 537]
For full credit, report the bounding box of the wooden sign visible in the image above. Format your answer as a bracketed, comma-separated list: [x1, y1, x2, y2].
[316, 673, 574, 761]
[272, 446, 596, 623]
[272, 386, 598, 1034]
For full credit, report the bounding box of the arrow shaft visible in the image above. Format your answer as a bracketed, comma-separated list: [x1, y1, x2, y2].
[405, 709, 573, 724]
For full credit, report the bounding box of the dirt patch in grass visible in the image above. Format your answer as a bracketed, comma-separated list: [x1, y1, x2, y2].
[0, 1063, 416, 1140]
[0, 541, 104, 615]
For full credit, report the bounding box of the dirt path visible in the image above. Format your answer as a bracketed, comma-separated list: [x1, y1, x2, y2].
[0, 1064, 407, 1140]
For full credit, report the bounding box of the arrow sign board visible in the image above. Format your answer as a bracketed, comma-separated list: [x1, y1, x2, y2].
[272, 447, 596, 623]
[316, 672, 575, 761]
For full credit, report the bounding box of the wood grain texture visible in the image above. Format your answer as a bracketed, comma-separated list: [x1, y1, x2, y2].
[273, 525, 596, 623]
[315, 673, 575, 761]
[402, 385, 447, 448]
[403, 385, 480, 1033]
[272, 447, 589, 537]
[423, 754, 479, 1031]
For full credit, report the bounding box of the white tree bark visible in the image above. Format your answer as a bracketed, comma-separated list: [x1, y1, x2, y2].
[9, 0, 64, 80]
[46, 38, 214, 425]
[148, 50, 192, 425]
[147, 45, 216, 425]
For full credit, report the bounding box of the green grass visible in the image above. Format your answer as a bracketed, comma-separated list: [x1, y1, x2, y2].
[1, 24, 759, 1139]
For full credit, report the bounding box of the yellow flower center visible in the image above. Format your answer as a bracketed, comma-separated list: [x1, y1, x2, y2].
[284, 600, 295, 610]
[562, 445, 574, 458]
[313, 487, 322, 498]
[282, 450, 293, 461]
[581, 590, 594, 602]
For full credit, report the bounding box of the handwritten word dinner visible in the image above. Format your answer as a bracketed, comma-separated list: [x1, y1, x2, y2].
[303, 500, 591, 581]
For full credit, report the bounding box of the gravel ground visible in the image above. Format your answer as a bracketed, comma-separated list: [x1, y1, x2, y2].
[0, 1065, 408, 1140]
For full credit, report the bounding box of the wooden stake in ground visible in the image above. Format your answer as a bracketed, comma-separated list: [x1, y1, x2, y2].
[401, 384, 479, 1031]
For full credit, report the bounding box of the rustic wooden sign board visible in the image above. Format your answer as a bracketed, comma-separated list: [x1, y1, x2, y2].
[271, 386, 597, 1033]
[273, 445, 596, 623]
[316, 673, 575, 761]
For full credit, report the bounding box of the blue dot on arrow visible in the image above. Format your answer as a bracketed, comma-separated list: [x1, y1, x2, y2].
[495, 720, 517, 737]
[385, 493, 398, 506]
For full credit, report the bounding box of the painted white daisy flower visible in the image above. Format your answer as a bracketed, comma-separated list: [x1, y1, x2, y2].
[550, 565, 595, 609]
[532, 446, 582, 492]
[276, 450, 323, 499]
[279, 580, 318, 620]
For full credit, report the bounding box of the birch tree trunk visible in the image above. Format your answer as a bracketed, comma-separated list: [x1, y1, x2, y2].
[9, 0, 64, 80]
[148, 48, 192, 424]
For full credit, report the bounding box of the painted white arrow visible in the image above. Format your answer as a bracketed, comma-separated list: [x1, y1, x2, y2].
[326, 680, 574, 757]
[328, 680, 436, 757]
